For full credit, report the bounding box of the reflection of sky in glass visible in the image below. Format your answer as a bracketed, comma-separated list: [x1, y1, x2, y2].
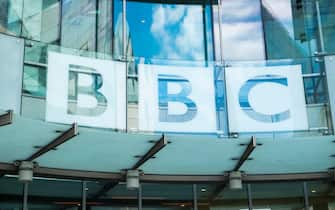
[219, 0, 265, 60]
[262, 0, 294, 36]
[127, 2, 205, 61]
[61, 0, 96, 50]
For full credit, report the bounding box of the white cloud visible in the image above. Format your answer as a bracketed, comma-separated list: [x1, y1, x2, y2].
[220, 22, 265, 60]
[150, 5, 205, 61]
[262, 0, 294, 35]
[218, 0, 266, 60]
[262, 0, 293, 22]
[220, 0, 261, 22]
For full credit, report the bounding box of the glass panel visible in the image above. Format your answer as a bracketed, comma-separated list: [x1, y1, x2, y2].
[209, 184, 249, 210]
[219, 0, 265, 60]
[250, 182, 305, 210]
[308, 180, 335, 210]
[113, 0, 124, 59]
[0, 176, 23, 209]
[97, 0, 113, 55]
[23, 65, 46, 97]
[25, 40, 54, 64]
[224, 58, 330, 137]
[321, 0, 335, 54]
[141, 183, 195, 210]
[0, 33, 24, 114]
[21, 0, 60, 43]
[61, 0, 97, 51]
[0, 0, 23, 36]
[262, 0, 317, 59]
[126, 0, 213, 61]
[28, 177, 82, 209]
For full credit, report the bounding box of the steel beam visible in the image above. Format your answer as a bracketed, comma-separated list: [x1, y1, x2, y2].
[247, 184, 253, 210]
[0, 162, 331, 183]
[243, 172, 330, 182]
[23, 182, 29, 210]
[92, 135, 168, 200]
[138, 184, 142, 210]
[303, 182, 309, 210]
[82, 181, 87, 210]
[33, 166, 123, 181]
[209, 136, 257, 201]
[0, 110, 13, 126]
[0, 162, 17, 174]
[132, 134, 168, 170]
[26, 123, 78, 161]
[141, 174, 228, 183]
[193, 184, 198, 210]
[233, 136, 257, 171]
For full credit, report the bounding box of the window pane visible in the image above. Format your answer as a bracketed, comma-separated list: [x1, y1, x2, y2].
[0, 0, 23, 35]
[321, 0, 335, 54]
[23, 65, 46, 97]
[126, 1, 212, 61]
[61, 0, 97, 51]
[220, 0, 265, 60]
[22, 0, 60, 43]
[262, 0, 315, 59]
[97, 0, 113, 55]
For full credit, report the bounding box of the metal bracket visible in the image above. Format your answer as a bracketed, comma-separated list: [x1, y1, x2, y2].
[131, 134, 168, 170]
[209, 136, 257, 202]
[92, 135, 168, 199]
[25, 123, 78, 161]
[233, 136, 256, 171]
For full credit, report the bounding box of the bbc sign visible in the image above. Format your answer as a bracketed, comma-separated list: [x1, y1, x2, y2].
[46, 52, 126, 129]
[46, 52, 308, 133]
[138, 64, 217, 133]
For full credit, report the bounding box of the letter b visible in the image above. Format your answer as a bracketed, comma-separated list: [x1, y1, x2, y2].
[158, 74, 197, 122]
[67, 64, 107, 116]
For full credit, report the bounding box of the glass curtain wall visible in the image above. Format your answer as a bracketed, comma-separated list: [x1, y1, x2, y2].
[3, 179, 334, 210]
[0, 0, 333, 134]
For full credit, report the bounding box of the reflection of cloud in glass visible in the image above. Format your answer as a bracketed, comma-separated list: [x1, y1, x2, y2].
[262, 0, 293, 35]
[150, 5, 204, 60]
[221, 1, 260, 22]
[263, 0, 292, 22]
[219, 0, 265, 60]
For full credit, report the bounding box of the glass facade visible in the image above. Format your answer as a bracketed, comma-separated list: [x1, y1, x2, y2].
[0, 0, 330, 137]
[0, 0, 335, 209]
[1, 177, 335, 210]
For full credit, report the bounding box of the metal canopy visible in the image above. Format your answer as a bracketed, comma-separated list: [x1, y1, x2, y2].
[26, 123, 78, 161]
[0, 110, 13, 126]
[209, 136, 257, 201]
[0, 114, 334, 183]
[132, 134, 168, 170]
[92, 135, 168, 199]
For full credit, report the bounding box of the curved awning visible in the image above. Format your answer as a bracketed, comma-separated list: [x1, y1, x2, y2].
[0, 111, 334, 181]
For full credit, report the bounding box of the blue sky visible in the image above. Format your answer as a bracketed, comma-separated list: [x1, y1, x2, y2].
[125, 2, 206, 61]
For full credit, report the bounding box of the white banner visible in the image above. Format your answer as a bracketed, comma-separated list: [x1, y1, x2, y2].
[138, 64, 217, 133]
[0, 34, 24, 113]
[46, 52, 126, 129]
[226, 65, 308, 132]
